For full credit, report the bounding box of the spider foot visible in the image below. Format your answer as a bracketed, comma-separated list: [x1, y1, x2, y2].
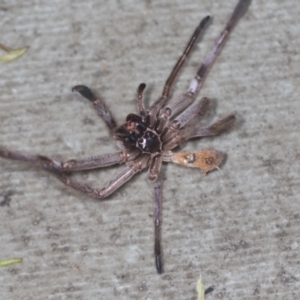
[72, 85, 95, 101]
[155, 254, 163, 274]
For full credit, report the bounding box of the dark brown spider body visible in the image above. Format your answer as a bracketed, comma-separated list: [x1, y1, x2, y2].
[115, 113, 162, 155]
[114, 109, 184, 182]
[0, 0, 251, 274]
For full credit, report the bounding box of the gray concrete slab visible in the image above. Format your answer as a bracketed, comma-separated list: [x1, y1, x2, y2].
[0, 0, 299, 299]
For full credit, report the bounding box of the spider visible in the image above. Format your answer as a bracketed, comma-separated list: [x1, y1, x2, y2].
[0, 0, 251, 274]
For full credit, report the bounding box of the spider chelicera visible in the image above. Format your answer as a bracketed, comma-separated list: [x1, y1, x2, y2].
[0, 0, 251, 274]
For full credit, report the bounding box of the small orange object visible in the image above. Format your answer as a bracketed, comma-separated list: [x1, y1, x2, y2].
[166, 149, 223, 173]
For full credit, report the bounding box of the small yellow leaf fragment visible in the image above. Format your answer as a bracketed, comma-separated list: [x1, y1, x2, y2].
[0, 42, 28, 62]
[0, 257, 23, 267]
[196, 276, 205, 300]
[169, 149, 223, 173]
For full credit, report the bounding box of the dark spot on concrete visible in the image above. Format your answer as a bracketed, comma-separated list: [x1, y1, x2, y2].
[0, 190, 15, 207]
[274, 230, 288, 238]
[83, 117, 95, 125]
[239, 240, 250, 249]
[80, 245, 88, 251]
[253, 286, 260, 295]
[138, 282, 148, 291]
[8, 268, 19, 275]
[65, 284, 80, 292]
[51, 243, 58, 251]
[21, 236, 31, 246]
[262, 159, 281, 167]
[47, 233, 59, 240]
[278, 270, 297, 284]
[34, 250, 45, 257]
[110, 233, 120, 243]
[221, 240, 250, 251]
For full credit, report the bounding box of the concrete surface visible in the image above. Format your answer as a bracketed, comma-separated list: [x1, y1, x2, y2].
[0, 0, 299, 299]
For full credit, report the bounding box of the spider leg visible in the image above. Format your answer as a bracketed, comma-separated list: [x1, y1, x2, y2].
[147, 16, 211, 127]
[161, 16, 210, 100]
[72, 85, 117, 132]
[158, 97, 209, 151]
[172, 97, 210, 129]
[0, 147, 124, 171]
[0, 147, 149, 199]
[44, 155, 149, 199]
[188, 0, 251, 96]
[147, 155, 163, 182]
[61, 152, 126, 171]
[165, 0, 251, 118]
[136, 83, 146, 118]
[179, 111, 236, 143]
[191, 114, 236, 138]
[152, 174, 163, 274]
[45, 164, 140, 199]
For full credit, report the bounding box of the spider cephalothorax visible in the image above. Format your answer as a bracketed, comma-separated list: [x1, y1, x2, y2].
[0, 0, 251, 274]
[116, 113, 162, 155]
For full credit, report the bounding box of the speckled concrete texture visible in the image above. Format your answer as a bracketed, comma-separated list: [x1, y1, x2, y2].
[0, 0, 299, 299]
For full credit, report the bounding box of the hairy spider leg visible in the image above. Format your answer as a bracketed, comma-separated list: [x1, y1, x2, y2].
[136, 83, 147, 118]
[72, 85, 117, 132]
[147, 16, 211, 127]
[0, 147, 149, 199]
[153, 175, 163, 274]
[164, 0, 251, 120]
